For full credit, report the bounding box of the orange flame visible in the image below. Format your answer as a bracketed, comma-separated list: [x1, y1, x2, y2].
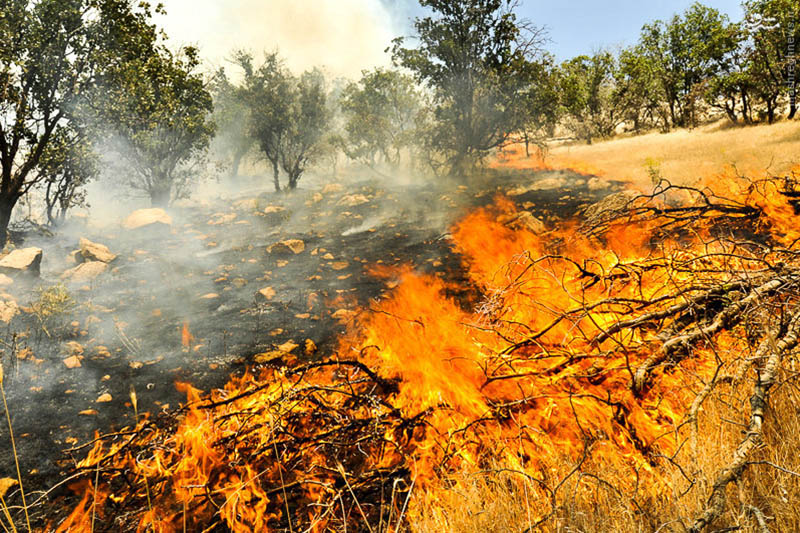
[181, 322, 194, 348]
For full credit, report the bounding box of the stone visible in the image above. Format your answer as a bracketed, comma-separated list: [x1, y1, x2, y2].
[257, 287, 276, 301]
[0, 274, 13, 287]
[337, 194, 370, 207]
[62, 261, 108, 282]
[499, 211, 546, 234]
[0, 248, 42, 276]
[79, 238, 117, 263]
[122, 208, 172, 230]
[267, 239, 305, 255]
[0, 300, 18, 323]
[582, 190, 639, 226]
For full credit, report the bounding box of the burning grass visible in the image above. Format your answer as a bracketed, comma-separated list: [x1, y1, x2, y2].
[46, 169, 800, 532]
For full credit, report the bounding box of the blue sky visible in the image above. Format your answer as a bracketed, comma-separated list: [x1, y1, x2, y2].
[388, 0, 746, 60]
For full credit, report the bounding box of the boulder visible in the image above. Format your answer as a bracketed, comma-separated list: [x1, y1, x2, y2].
[499, 211, 546, 234]
[78, 238, 117, 263]
[267, 239, 305, 255]
[122, 208, 172, 230]
[61, 261, 108, 282]
[0, 247, 42, 276]
[582, 190, 639, 227]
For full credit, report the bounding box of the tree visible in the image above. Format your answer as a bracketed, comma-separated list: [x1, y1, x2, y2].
[557, 52, 623, 143]
[95, 46, 215, 206]
[615, 46, 670, 131]
[210, 68, 256, 178]
[638, 3, 738, 129]
[279, 69, 331, 189]
[238, 53, 330, 191]
[0, 0, 159, 244]
[38, 125, 98, 226]
[237, 52, 293, 192]
[743, 0, 800, 122]
[339, 68, 422, 169]
[392, 0, 547, 176]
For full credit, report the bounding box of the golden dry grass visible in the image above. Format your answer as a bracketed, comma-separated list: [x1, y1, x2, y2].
[498, 120, 800, 190]
[408, 374, 800, 533]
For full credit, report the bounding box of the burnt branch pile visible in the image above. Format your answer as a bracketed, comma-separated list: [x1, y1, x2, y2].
[46, 175, 800, 532]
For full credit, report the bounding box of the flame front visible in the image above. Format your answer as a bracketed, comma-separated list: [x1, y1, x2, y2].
[55, 170, 800, 531]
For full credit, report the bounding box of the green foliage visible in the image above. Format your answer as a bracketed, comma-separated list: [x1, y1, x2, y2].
[338, 68, 422, 169]
[236, 52, 331, 191]
[210, 68, 257, 177]
[557, 52, 623, 143]
[94, 45, 215, 206]
[38, 125, 99, 226]
[392, 0, 549, 176]
[0, 0, 161, 242]
[637, 2, 740, 129]
[743, 0, 800, 122]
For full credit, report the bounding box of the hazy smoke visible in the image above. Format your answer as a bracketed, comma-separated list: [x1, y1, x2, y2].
[156, 0, 411, 78]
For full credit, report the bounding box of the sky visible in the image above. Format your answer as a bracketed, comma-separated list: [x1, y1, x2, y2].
[156, 0, 746, 79]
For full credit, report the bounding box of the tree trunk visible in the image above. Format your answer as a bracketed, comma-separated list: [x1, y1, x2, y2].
[150, 186, 171, 208]
[0, 197, 16, 247]
[230, 151, 244, 178]
[272, 160, 280, 192]
[288, 172, 300, 190]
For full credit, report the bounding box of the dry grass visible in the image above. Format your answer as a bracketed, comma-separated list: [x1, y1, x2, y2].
[408, 375, 800, 533]
[499, 120, 800, 190]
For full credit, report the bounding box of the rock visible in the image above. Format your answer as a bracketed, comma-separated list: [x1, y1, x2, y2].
[79, 238, 117, 263]
[62, 261, 108, 282]
[0, 274, 13, 287]
[0, 300, 18, 323]
[321, 183, 343, 195]
[263, 206, 288, 225]
[0, 247, 42, 276]
[267, 239, 305, 255]
[122, 208, 172, 230]
[337, 194, 370, 207]
[68, 250, 83, 264]
[63, 355, 82, 369]
[256, 287, 276, 301]
[582, 190, 639, 226]
[499, 211, 546, 234]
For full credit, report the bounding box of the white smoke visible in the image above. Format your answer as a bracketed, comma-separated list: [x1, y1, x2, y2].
[156, 0, 409, 78]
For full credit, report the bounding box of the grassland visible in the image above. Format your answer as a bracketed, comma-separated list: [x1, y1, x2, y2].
[499, 119, 800, 189]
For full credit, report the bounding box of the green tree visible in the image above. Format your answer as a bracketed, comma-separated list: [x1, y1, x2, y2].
[238, 53, 330, 191]
[557, 52, 623, 143]
[279, 69, 330, 189]
[615, 46, 670, 131]
[638, 3, 738, 128]
[0, 0, 159, 244]
[38, 125, 98, 226]
[339, 68, 422, 169]
[210, 68, 256, 178]
[95, 46, 215, 206]
[392, 0, 547, 176]
[743, 0, 800, 122]
[236, 52, 293, 192]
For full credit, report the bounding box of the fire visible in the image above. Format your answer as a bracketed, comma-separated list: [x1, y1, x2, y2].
[53, 170, 800, 531]
[181, 321, 194, 348]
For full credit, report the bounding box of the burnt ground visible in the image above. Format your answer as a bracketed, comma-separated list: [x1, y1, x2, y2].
[0, 168, 618, 526]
